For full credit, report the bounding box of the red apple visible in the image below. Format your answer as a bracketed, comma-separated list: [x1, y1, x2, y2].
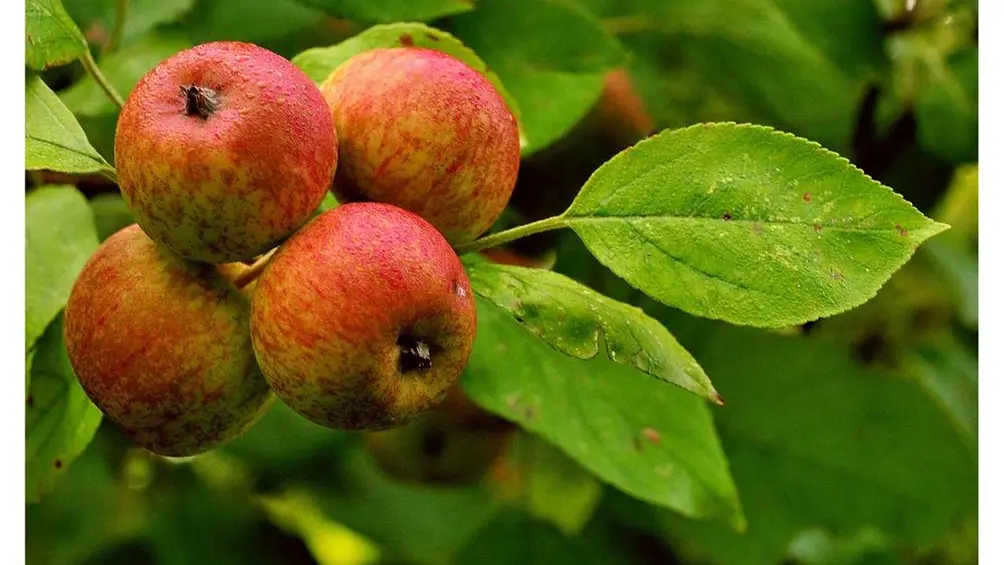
[64, 225, 273, 456]
[320, 47, 520, 245]
[115, 41, 337, 263]
[250, 202, 478, 430]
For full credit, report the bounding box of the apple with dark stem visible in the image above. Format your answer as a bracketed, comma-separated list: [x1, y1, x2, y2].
[63, 224, 273, 456]
[250, 202, 477, 430]
[320, 47, 520, 245]
[115, 41, 337, 263]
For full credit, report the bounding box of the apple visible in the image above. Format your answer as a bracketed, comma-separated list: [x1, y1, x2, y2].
[319, 47, 520, 245]
[364, 385, 515, 485]
[63, 224, 273, 456]
[115, 41, 337, 263]
[250, 202, 477, 430]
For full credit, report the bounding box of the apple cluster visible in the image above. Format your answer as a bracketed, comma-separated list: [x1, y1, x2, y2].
[63, 41, 521, 458]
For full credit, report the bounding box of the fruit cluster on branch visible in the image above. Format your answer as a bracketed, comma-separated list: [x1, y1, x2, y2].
[63, 41, 521, 478]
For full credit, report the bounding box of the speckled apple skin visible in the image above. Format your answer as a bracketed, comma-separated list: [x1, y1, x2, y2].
[320, 48, 520, 245]
[64, 225, 273, 456]
[250, 202, 478, 430]
[115, 41, 337, 263]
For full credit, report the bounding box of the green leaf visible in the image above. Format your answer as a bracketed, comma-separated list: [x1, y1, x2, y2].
[26, 185, 100, 352]
[64, 0, 195, 47]
[185, 0, 325, 45]
[26, 314, 103, 503]
[464, 257, 720, 401]
[291, 22, 520, 122]
[579, 0, 884, 151]
[89, 193, 135, 242]
[562, 123, 948, 328]
[654, 323, 976, 564]
[26, 0, 88, 70]
[61, 32, 191, 117]
[512, 435, 604, 536]
[464, 299, 744, 530]
[916, 46, 978, 164]
[450, 0, 625, 154]
[26, 74, 115, 177]
[785, 528, 900, 565]
[904, 335, 978, 453]
[454, 508, 610, 565]
[222, 400, 347, 478]
[257, 489, 381, 565]
[296, 0, 472, 22]
[922, 237, 978, 328]
[312, 446, 498, 565]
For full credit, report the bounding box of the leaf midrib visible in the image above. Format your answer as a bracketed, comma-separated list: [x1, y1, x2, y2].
[565, 213, 938, 236]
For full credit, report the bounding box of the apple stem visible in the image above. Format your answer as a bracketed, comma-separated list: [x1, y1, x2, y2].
[233, 248, 277, 289]
[182, 85, 219, 119]
[453, 215, 566, 254]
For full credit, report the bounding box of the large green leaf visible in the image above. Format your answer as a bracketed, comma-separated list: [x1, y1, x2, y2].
[464, 299, 744, 530]
[61, 32, 191, 117]
[465, 257, 720, 401]
[25, 185, 100, 352]
[292, 22, 519, 122]
[561, 123, 947, 328]
[25, 74, 115, 177]
[450, 0, 625, 155]
[297, 0, 472, 22]
[26, 0, 88, 70]
[26, 314, 103, 503]
[651, 322, 976, 565]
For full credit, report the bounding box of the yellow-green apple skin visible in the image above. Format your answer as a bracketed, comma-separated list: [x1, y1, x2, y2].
[320, 47, 520, 245]
[115, 41, 337, 263]
[250, 202, 478, 430]
[63, 225, 273, 456]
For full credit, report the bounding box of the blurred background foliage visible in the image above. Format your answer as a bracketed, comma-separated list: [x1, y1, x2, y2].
[27, 0, 977, 564]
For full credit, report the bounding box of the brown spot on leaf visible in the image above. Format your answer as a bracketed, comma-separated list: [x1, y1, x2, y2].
[722, 212, 733, 221]
[830, 270, 843, 280]
[399, 34, 414, 46]
[802, 192, 812, 203]
[814, 224, 823, 233]
[54, 460, 63, 469]
[642, 427, 661, 444]
[425, 33, 441, 42]
[26, 395, 33, 406]
[525, 405, 537, 421]
[896, 224, 909, 237]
